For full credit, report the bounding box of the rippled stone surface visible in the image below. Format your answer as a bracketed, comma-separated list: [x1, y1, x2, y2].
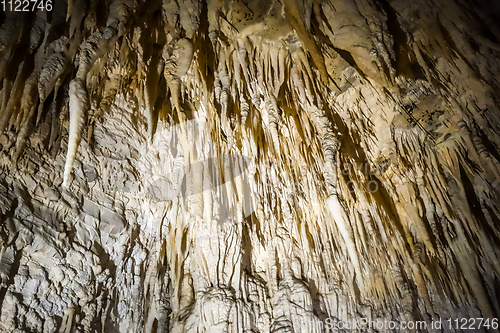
[0, 0, 500, 331]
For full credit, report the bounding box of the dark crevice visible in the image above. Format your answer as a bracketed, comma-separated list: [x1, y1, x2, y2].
[476, 125, 500, 163]
[332, 47, 366, 79]
[378, 0, 426, 80]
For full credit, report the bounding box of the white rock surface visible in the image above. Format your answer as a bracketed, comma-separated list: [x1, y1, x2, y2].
[0, 0, 500, 332]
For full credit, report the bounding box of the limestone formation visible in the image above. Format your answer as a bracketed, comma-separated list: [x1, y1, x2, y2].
[0, 0, 500, 332]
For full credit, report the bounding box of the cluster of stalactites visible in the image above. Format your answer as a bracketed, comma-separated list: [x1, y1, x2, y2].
[0, 1, 135, 183]
[2, 0, 500, 330]
[0, 1, 191, 185]
[0, 0, 358, 188]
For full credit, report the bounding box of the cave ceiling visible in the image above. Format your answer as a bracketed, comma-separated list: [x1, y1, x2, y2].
[0, 0, 500, 332]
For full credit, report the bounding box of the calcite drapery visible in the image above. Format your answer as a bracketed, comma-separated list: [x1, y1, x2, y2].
[1, 0, 500, 331]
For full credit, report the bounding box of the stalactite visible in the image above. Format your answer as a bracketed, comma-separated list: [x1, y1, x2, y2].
[164, 38, 194, 115]
[144, 54, 163, 143]
[0, 13, 26, 82]
[87, 71, 120, 143]
[63, 78, 89, 187]
[37, 37, 69, 124]
[62, 1, 129, 185]
[75, 27, 119, 80]
[282, 0, 330, 85]
[0, 61, 28, 134]
[14, 98, 38, 162]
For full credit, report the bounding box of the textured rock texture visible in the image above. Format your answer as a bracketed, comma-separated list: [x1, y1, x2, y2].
[1, 0, 500, 332]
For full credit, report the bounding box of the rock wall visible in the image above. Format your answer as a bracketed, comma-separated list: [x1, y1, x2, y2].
[0, 0, 500, 332]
